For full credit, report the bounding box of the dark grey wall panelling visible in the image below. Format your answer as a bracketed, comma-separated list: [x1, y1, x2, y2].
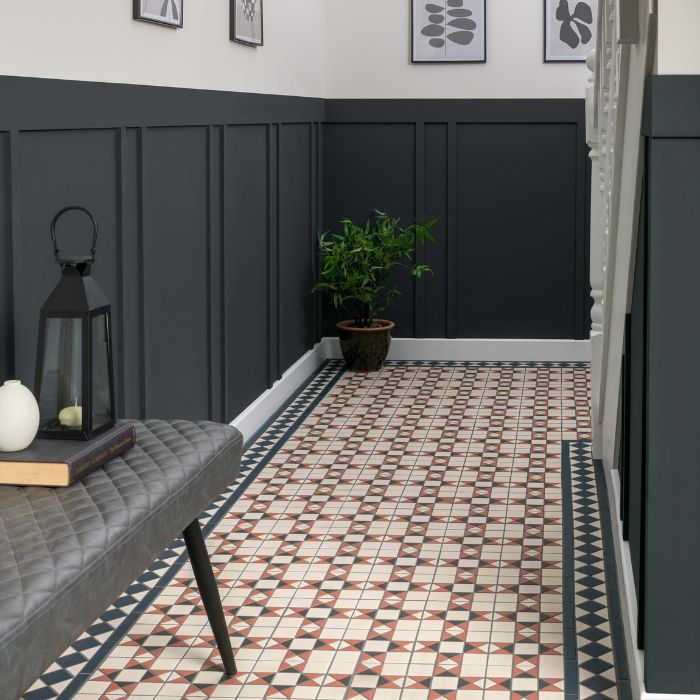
[642, 75, 700, 695]
[0, 132, 13, 381]
[223, 124, 270, 420]
[456, 123, 579, 338]
[142, 126, 210, 420]
[279, 124, 315, 374]
[423, 124, 449, 338]
[620, 179, 647, 652]
[323, 99, 590, 339]
[322, 122, 417, 336]
[118, 127, 144, 419]
[0, 76, 325, 131]
[627, 181, 646, 646]
[14, 129, 122, 398]
[0, 78, 590, 427]
[0, 76, 324, 423]
[645, 138, 700, 694]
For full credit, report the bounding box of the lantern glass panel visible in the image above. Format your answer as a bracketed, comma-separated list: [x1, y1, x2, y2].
[37, 317, 83, 434]
[91, 313, 113, 431]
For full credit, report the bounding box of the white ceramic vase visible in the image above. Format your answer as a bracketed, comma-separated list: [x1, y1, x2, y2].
[0, 380, 40, 452]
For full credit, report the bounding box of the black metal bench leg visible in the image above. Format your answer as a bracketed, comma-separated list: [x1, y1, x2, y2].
[183, 519, 237, 676]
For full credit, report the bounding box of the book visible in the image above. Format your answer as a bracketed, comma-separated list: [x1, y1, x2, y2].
[0, 422, 136, 487]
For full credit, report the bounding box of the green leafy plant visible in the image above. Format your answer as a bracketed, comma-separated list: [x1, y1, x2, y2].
[311, 210, 436, 328]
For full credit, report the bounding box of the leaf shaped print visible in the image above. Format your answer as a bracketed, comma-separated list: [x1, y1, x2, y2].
[422, 24, 445, 36]
[575, 20, 592, 44]
[559, 18, 579, 48]
[555, 0, 571, 21]
[572, 1, 593, 23]
[447, 30, 474, 44]
[448, 17, 477, 30]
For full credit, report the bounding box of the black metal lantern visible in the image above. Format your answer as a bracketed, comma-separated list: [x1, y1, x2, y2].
[34, 206, 115, 440]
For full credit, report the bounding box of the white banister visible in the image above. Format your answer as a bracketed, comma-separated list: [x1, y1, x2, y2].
[587, 0, 655, 465]
[586, 50, 605, 455]
[587, 4, 657, 695]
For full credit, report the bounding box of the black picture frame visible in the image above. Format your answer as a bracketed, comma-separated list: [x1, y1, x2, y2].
[411, 0, 486, 64]
[133, 0, 183, 29]
[230, 0, 264, 47]
[543, 0, 595, 63]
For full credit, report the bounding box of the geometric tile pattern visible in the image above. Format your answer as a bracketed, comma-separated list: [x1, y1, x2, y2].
[568, 441, 620, 699]
[23, 362, 345, 700]
[22, 361, 624, 700]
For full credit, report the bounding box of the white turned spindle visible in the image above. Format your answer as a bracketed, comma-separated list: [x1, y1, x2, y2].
[586, 48, 605, 456]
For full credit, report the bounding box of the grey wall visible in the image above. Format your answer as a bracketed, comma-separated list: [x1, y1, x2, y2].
[618, 75, 700, 695]
[638, 75, 700, 695]
[0, 78, 590, 425]
[0, 76, 324, 423]
[322, 99, 590, 339]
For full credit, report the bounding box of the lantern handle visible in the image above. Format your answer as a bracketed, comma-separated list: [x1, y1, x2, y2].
[50, 206, 98, 263]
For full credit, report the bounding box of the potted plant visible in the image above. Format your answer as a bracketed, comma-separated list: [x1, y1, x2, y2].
[312, 210, 436, 372]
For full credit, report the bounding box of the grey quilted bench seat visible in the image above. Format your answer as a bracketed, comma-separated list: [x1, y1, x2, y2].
[0, 419, 243, 700]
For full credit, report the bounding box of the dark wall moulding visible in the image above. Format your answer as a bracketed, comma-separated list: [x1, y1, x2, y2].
[642, 75, 700, 138]
[323, 98, 590, 340]
[0, 75, 325, 131]
[0, 77, 324, 424]
[640, 71, 700, 695]
[0, 76, 589, 425]
[325, 98, 584, 124]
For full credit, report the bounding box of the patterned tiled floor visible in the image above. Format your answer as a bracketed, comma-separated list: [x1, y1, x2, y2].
[25, 361, 624, 700]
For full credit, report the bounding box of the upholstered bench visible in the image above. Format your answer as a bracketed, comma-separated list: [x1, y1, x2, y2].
[0, 419, 243, 700]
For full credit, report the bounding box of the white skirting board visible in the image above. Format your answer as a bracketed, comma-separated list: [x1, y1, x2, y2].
[326, 336, 592, 362]
[230, 337, 591, 442]
[608, 469, 700, 700]
[229, 340, 332, 444]
[609, 468, 645, 700]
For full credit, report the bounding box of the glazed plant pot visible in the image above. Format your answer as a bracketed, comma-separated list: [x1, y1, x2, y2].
[337, 319, 395, 372]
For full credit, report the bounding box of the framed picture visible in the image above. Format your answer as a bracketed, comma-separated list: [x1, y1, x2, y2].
[544, 0, 597, 62]
[133, 0, 183, 28]
[411, 0, 486, 64]
[231, 0, 264, 47]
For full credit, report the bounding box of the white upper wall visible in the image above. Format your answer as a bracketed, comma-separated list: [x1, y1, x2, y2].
[656, 0, 700, 75]
[0, 0, 325, 97]
[324, 0, 589, 99]
[0, 0, 590, 100]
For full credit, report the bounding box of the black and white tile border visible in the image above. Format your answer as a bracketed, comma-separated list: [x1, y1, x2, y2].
[566, 440, 629, 699]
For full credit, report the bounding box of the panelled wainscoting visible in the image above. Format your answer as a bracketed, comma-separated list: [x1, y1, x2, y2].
[0, 79, 589, 425]
[615, 75, 700, 696]
[0, 76, 324, 423]
[322, 100, 590, 341]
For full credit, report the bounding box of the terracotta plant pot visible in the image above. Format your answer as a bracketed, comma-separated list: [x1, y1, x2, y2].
[337, 319, 395, 372]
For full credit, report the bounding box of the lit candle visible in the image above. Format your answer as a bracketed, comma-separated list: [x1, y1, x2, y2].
[58, 405, 83, 427]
